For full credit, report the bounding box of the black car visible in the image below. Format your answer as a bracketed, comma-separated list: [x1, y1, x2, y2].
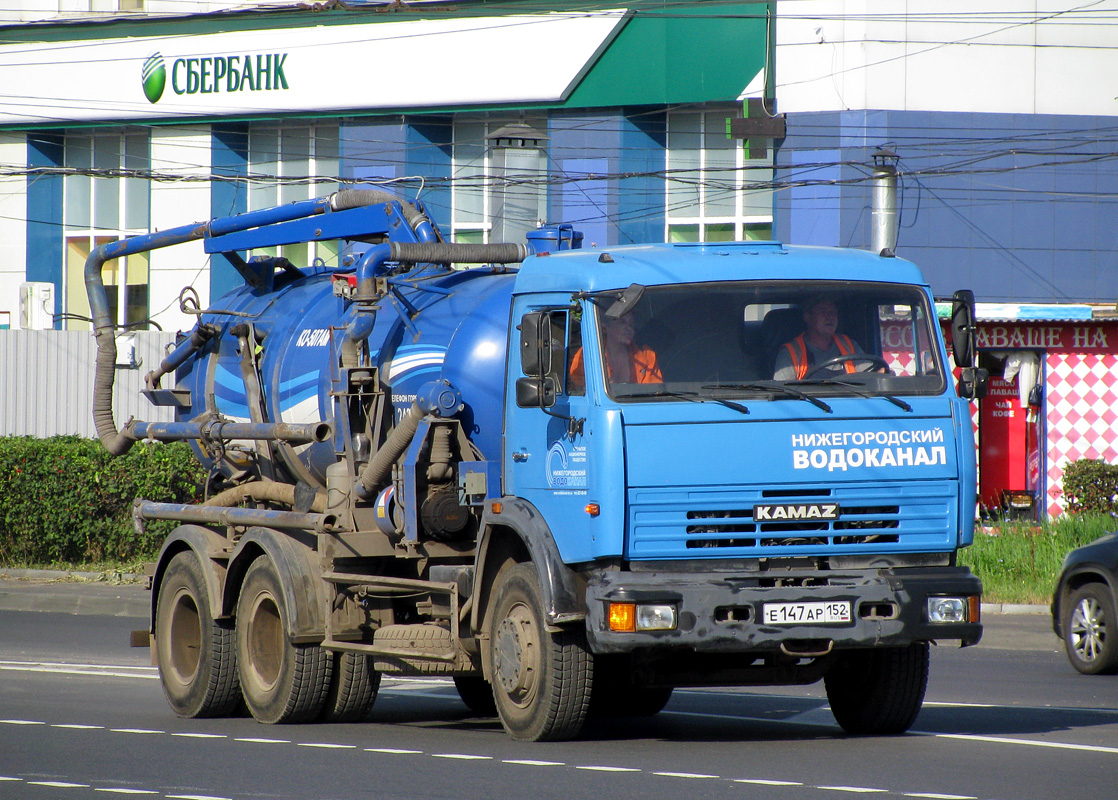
[1052, 531, 1118, 674]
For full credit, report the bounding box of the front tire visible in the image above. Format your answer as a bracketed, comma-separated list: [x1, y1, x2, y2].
[154, 550, 241, 718]
[236, 556, 332, 724]
[488, 563, 593, 741]
[1062, 583, 1118, 675]
[824, 643, 929, 735]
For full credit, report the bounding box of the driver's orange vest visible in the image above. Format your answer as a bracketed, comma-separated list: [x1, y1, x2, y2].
[784, 333, 857, 379]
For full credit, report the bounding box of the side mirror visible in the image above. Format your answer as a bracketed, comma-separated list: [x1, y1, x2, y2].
[950, 289, 977, 369]
[515, 376, 558, 409]
[518, 312, 549, 377]
[957, 367, 989, 400]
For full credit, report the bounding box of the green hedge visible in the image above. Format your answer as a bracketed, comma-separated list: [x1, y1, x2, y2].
[0, 436, 205, 565]
[1061, 458, 1118, 515]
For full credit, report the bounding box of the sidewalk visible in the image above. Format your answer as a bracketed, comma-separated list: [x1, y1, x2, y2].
[0, 569, 1047, 620]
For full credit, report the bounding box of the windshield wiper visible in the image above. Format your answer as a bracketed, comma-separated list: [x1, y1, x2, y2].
[613, 389, 749, 415]
[804, 378, 913, 412]
[704, 381, 831, 414]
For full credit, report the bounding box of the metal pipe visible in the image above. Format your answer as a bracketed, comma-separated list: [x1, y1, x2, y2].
[871, 147, 900, 256]
[145, 323, 219, 391]
[129, 420, 331, 443]
[135, 500, 336, 532]
[355, 241, 528, 301]
[355, 402, 424, 500]
[202, 480, 327, 514]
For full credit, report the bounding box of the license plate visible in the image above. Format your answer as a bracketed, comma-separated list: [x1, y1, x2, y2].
[763, 601, 852, 625]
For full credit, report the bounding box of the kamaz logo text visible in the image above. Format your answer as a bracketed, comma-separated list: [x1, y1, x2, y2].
[753, 503, 840, 521]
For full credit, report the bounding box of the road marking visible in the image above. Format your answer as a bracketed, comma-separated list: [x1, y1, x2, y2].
[167, 795, 232, 800]
[365, 748, 422, 755]
[0, 661, 157, 679]
[576, 765, 642, 772]
[818, 787, 887, 794]
[503, 759, 565, 767]
[28, 781, 89, 788]
[653, 771, 719, 779]
[234, 737, 290, 744]
[52, 724, 104, 730]
[937, 733, 1118, 755]
[432, 753, 492, 760]
[0, 776, 21, 781]
[904, 793, 977, 799]
[110, 728, 163, 735]
[94, 789, 159, 795]
[0, 718, 44, 725]
[171, 733, 226, 739]
[297, 743, 356, 749]
[734, 779, 804, 786]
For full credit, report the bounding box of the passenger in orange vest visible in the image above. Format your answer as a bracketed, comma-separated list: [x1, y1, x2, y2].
[773, 297, 864, 380]
[569, 313, 662, 391]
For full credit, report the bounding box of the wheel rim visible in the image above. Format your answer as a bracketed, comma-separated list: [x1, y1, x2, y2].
[1070, 597, 1106, 663]
[165, 587, 201, 687]
[245, 590, 283, 692]
[493, 601, 540, 709]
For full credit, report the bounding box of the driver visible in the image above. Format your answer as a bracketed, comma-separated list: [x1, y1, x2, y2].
[773, 297, 864, 380]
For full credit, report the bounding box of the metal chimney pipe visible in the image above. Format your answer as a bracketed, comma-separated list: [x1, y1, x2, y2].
[871, 148, 899, 255]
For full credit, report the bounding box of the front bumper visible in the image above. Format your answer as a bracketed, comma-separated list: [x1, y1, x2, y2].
[584, 566, 983, 654]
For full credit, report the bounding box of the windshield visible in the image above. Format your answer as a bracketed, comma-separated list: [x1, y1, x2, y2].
[593, 280, 946, 401]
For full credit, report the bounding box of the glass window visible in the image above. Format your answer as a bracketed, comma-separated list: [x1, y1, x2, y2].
[589, 281, 944, 402]
[248, 122, 340, 265]
[63, 130, 151, 331]
[666, 108, 774, 243]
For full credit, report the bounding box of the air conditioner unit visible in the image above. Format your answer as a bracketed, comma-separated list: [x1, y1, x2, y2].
[19, 282, 54, 330]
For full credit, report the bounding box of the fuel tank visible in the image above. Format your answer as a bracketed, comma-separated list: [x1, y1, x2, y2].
[177, 263, 516, 489]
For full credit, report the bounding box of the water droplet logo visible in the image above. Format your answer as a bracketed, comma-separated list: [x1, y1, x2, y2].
[141, 53, 166, 104]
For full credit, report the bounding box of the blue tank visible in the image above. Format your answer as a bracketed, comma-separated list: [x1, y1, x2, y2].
[178, 264, 517, 490]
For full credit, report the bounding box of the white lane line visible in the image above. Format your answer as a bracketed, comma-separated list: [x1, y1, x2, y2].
[52, 724, 104, 730]
[937, 733, 1118, 755]
[503, 760, 565, 767]
[0, 777, 21, 781]
[94, 789, 159, 795]
[904, 793, 977, 800]
[365, 748, 422, 755]
[233, 737, 290, 744]
[110, 728, 163, 735]
[818, 787, 887, 794]
[171, 733, 226, 739]
[576, 766, 642, 773]
[167, 795, 233, 800]
[735, 779, 804, 786]
[0, 662, 157, 679]
[653, 771, 719, 779]
[431, 754, 492, 760]
[28, 781, 89, 788]
[0, 718, 45, 725]
[297, 743, 356, 749]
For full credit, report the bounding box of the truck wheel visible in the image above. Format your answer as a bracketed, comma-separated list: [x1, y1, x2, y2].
[824, 643, 929, 735]
[154, 550, 241, 718]
[236, 556, 332, 724]
[320, 653, 380, 722]
[589, 655, 673, 718]
[488, 563, 592, 741]
[453, 676, 497, 717]
[1062, 583, 1118, 675]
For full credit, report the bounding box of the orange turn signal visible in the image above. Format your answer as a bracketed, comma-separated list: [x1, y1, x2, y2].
[490, 501, 503, 515]
[609, 602, 636, 632]
[585, 503, 600, 517]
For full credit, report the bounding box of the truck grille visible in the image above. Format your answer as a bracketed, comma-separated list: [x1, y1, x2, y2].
[628, 482, 956, 559]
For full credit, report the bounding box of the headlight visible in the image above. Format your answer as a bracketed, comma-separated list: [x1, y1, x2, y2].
[608, 602, 678, 631]
[927, 596, 978, 623]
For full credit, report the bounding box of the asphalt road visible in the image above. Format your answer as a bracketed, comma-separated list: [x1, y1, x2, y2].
[1, 575, 1114, 800]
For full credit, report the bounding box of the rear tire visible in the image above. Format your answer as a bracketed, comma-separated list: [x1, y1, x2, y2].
[235, 556, 332, 724]
[320, 653, 380, 722]
[1062, 583, 1118, 675]
[824, 643, 928, 735]
[154, 550, 241, 718]
[488, 563, 592, 741]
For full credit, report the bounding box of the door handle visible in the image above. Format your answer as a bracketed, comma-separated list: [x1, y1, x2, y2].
[512, 449, 529, 463]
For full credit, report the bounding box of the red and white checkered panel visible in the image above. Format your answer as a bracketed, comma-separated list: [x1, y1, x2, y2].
[885, 350, 916, 375]
[1044, 353, 1118, 517]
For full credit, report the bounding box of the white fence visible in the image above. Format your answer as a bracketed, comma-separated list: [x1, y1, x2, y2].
[0, 330, 178, 438]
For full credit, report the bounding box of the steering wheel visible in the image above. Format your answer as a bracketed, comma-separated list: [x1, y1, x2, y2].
[804, 354, 890, 379]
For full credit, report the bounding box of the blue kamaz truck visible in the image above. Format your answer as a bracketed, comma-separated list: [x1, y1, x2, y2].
[88, 190, 985, 741]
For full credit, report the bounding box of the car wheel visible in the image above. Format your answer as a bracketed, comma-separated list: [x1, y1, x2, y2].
[1062, 583, 1118, 675]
